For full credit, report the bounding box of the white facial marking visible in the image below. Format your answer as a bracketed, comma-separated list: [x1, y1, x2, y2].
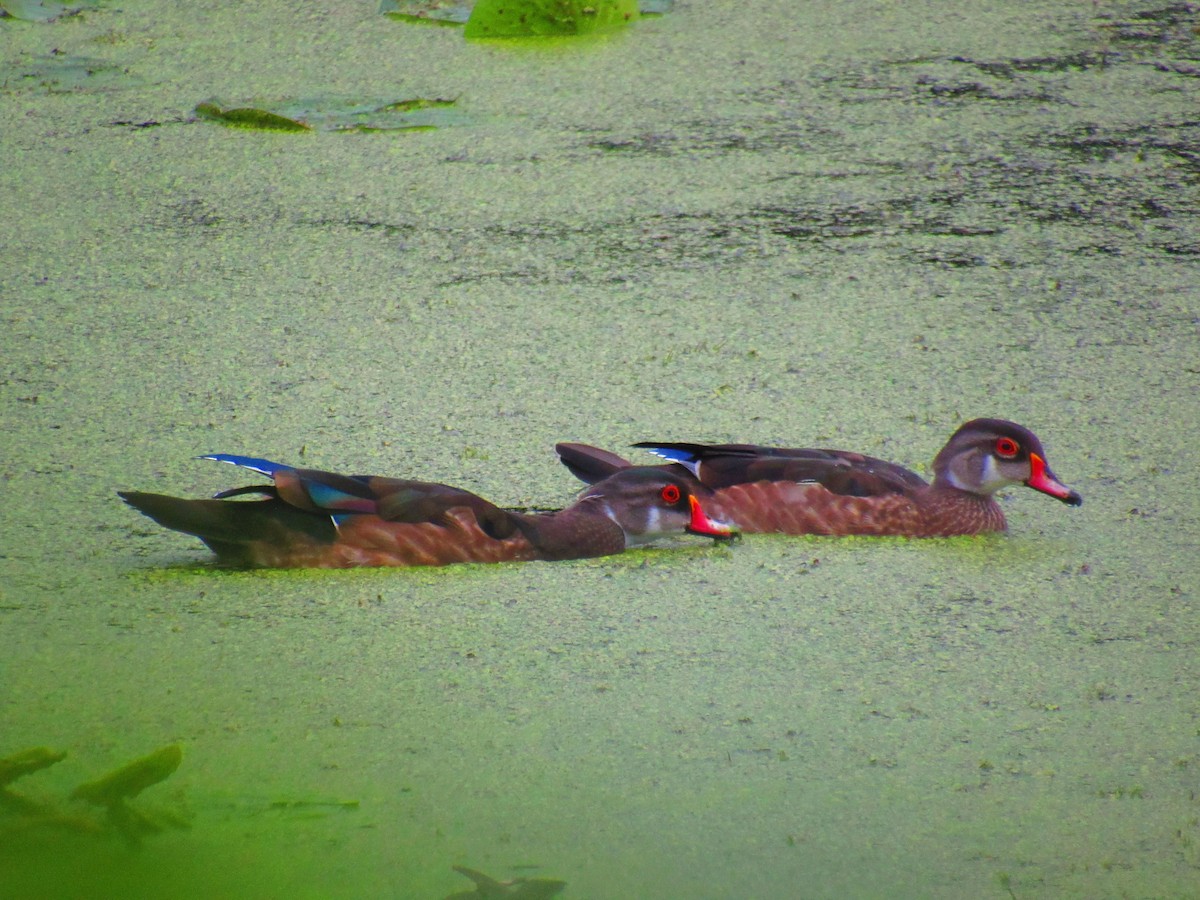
[946, 448, 1010, 495]
[979, 453, 1007, 492]
[944, 467, 969, 492]
[618, 503, 665, 548]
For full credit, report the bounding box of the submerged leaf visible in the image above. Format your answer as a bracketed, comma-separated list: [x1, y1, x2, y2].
[465, 0, 639, 38]
[445, 865, 567, 899]
[195, 96, 463, 133]
[0, 747, 67, 787]
[70, 744, 182, 806]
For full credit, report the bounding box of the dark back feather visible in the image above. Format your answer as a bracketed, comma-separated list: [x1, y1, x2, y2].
[554, 442, 633, 484]
[633, 442, 929, 498]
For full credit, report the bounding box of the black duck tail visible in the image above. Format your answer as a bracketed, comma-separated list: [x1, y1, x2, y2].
[119, 491, 336, 563]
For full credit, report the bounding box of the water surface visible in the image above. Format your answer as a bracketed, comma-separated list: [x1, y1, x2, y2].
[2, 1, 1198, 897]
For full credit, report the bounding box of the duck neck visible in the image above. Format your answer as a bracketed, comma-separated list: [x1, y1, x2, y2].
[516, 504, 627, 561]
[921, 482, 1007, 535]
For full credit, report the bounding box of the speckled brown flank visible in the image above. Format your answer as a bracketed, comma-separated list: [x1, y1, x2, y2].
[707, 481, 1005, 537]
[246, 508, 543, 568]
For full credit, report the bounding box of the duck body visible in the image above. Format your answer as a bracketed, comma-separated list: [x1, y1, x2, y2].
[557, 419, 1082, 538]
[121, 454, 734, 568]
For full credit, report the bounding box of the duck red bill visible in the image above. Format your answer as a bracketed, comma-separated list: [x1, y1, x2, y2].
[687, 494, 739, 538]
[1026, 453, 1083, 506]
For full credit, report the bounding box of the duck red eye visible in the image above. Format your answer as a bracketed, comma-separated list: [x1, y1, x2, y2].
[660, 484, 682, 504]
[995, 437, 1020, 459]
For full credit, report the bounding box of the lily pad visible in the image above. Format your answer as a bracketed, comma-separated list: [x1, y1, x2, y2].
[195, 96, 463, 133]
[465, 0, 639, 37]
[195, 103, 311, 132]
[380, 0, 473, 25]
[0, 0, 100, 22]
[0, 53, 140, 93]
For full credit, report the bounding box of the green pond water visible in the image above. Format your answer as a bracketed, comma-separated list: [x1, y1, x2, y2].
[2, 1, 1198, 897]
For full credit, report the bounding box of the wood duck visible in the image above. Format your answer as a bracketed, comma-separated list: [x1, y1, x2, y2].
[557, 418, 1082, 537]
[120, 454, 737, 568]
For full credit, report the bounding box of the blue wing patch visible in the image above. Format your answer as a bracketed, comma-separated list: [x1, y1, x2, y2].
[304, 480, 377, 514]
[199, 454, 294, 478]
[639, 445, 702, 478]
[640, 446, 698, 465]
